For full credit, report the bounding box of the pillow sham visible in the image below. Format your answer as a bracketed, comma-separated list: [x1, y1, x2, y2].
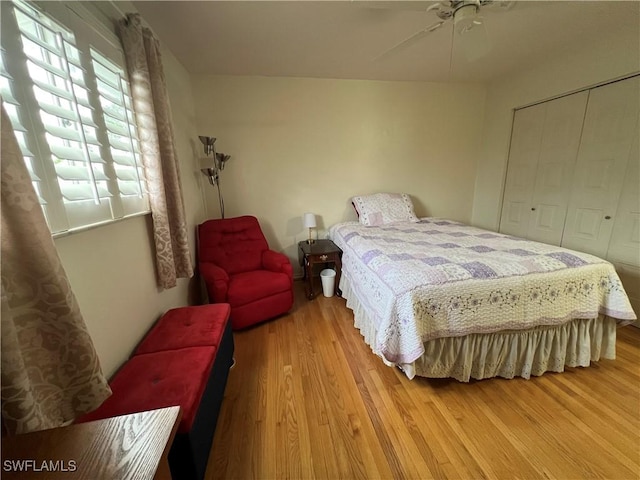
[351, 193, 419, 226]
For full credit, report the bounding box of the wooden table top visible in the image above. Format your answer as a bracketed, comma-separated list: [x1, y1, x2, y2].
[2, 406, 181, 480]
[298, 239, 341, 256]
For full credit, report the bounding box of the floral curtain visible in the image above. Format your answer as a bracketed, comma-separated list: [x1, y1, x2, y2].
[0, 103, 111, 435]
[117, 13, 193, 290]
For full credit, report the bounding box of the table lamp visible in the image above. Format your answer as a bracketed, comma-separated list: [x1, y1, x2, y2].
[303, 213, 316, 244]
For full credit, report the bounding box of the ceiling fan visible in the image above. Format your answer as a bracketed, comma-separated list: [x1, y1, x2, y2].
[373, 0, 515, 62]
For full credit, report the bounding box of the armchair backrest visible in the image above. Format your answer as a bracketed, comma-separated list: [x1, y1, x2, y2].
[198, 216, 269, 275]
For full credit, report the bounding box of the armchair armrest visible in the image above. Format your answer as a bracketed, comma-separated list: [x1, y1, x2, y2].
[262, 250, 293, 282]
[199, 262, 229, 303]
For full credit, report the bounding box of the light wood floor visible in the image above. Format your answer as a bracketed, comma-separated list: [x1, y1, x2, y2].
[207, 281, 640, 480]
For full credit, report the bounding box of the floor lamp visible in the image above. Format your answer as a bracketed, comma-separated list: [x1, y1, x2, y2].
[199, 136, 231, 219]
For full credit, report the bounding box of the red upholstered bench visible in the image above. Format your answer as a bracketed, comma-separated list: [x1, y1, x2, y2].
[79, 347, 215, 434]
[77, 304, 234, 480]
[134, 304, 231, 354]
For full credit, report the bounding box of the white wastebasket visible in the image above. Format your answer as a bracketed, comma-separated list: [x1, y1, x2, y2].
[320, 268, 336, 297]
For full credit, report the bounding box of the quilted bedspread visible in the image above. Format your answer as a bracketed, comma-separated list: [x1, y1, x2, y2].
[328, 219, 637, 365]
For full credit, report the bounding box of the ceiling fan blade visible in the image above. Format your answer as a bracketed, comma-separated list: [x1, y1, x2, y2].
[426, 2, 446, 13]
[373, 21, 444, 62]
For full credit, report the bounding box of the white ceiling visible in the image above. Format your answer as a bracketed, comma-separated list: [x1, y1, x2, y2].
[131, 1, 640, 83]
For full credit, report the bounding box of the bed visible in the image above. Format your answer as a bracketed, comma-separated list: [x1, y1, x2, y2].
[328, 194, 637, 382]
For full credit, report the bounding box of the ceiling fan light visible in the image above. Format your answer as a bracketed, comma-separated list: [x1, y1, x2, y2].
[454, 3, 480, 35]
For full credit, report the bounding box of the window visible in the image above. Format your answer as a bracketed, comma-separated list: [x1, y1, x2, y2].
[0, 0, 148, 235]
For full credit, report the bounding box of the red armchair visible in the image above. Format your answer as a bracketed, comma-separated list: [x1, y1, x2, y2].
[197, 216, 294, 330]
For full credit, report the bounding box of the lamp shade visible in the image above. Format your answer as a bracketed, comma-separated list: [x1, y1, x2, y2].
[303, 213, 317, 229]
[454, 3, 480, 34]
[198, 135, 216, 156]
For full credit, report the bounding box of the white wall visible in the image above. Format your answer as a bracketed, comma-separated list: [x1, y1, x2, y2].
[192, 75, 486, 274]
[471, 29, 640, 231]
[54, 8, 206, 377]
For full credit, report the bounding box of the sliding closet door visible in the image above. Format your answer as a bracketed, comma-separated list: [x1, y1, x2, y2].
[526, 91, 588, 245]
[561, 77, 640, 257]
[499, 91, 587, 244]
[606, 132, 640, 266]
[499, 104, 545, 238]
[607, 133, 640, 324]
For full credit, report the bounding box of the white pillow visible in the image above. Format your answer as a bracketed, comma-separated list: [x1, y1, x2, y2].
[351, 193, 419, 227]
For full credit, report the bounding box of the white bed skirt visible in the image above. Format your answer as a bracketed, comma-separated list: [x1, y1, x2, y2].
[341, 276, 617, 382]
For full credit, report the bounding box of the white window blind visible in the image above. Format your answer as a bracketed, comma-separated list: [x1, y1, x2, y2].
[0, 0, 148, 234]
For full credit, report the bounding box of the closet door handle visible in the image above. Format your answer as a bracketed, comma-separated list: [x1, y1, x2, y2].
[531, 207, 536, 211]
[604, 215, 611, 220]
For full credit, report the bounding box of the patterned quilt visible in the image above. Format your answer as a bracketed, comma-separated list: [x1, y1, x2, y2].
[329, 219, 637, 365]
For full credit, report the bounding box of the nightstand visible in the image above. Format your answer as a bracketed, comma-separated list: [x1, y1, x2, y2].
[298, 239, 342, 300]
